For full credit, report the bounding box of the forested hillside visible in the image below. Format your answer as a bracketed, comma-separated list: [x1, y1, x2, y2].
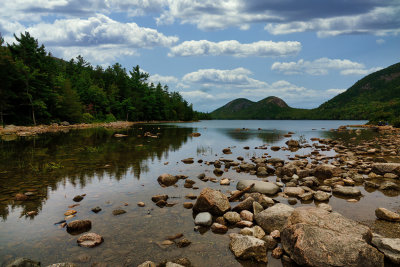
[0, 32, 208, 126]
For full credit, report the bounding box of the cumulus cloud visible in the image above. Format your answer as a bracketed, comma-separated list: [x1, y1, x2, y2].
[168, 40, 301, 57]
[271, 58, 381, 76]
[25, 14, 178, 47]
[265, 5, 400, 37]
[148, 74, 179, 85]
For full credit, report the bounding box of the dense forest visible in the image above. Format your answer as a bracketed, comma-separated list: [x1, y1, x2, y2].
[0, 32, 209, 126]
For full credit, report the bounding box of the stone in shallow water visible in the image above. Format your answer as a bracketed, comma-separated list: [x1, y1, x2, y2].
[229, 233, 267, 263]
[91, 206, 101, 213]
[255, 203, 294, 233]
[332, 186, 361, 197]
[194, 212, 212, 226]
[193, 187, 230, 215]
[77, 233, 103, 248]
[46, 263, 77, 267]
[372, 234, 400, 264]
[236, 180, 280, 195]
[5, 258, 40, 267]
[112, 209, 126, 215]
[66, 220, 92, 234]
[72, 195, 84, 202]
[375, 207, 400, 222]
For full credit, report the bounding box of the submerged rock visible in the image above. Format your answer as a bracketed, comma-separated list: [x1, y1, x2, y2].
[77, 233, 103, 248]
[112, 209, 126, 215]
[194, 212, 212, 226]
[371, 163, 400, 175]
[211, 223, 228, 234]
[6, 258, 40, 267]
[375, 207, 400, 222]
[72, 195, 84, 202]
[332, 186, 361, 197]
[229, 233, 267, 263]
[157, 174, 178, 187]
[314, 164, 342, 179]
[281, 206, 383, 267]
[66, 220, 92, 234]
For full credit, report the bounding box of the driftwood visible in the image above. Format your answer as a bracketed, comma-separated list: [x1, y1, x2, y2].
[229, 183, 255, 202]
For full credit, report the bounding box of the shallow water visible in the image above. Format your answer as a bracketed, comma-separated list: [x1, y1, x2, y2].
[0, 120, 398, 266]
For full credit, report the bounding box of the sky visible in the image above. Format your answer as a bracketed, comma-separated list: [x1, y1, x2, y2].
[1, 0, 400, 112]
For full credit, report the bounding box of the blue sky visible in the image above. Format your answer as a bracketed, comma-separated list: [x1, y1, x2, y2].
[1, 0, 399, 112]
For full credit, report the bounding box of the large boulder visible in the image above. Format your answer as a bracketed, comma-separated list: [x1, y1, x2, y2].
[372, 234, 400, 264]
[157, 174, 178, 187]
[236, 180, 280, 195]
[314, 164, 342, 179]
[371, 163, 400, 175]
[255, 203, 294, 233]
[281, 207, 384, 267]
[193, 188, 230, 215]
[229, 233, 268, 263]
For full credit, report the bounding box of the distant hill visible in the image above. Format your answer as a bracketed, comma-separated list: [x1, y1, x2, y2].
[211, 62, 400, 125]
[211, 96, 308, 119]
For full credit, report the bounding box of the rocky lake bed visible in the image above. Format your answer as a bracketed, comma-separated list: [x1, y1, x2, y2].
[1, 120, 400, 267]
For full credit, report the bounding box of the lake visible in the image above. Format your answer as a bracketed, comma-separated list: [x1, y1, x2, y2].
[1, 120, 399, 266]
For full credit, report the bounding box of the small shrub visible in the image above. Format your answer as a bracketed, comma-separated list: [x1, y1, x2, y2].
[82, 113, 94, 123]
[105, 113, 117, 123]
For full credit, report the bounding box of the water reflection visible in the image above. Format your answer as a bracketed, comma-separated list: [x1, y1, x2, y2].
[0, 125, 194, 220]
[218, 128, 286, 143]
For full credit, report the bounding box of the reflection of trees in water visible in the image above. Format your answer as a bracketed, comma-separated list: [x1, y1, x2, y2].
[217, 128, 285, 143]
[321, 129, 378, 144]
[0, 125, 193, 220]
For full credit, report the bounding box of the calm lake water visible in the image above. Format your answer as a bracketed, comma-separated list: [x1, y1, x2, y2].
[1, 120, 399, 266]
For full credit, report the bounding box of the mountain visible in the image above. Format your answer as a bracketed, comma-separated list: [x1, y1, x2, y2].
[211, 62, 400, 125]
[211, 96, 307, 119]
[312, 62, 400, 123]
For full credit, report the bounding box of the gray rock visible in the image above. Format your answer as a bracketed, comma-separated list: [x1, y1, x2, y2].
[375, 207, 400, 222]
[6, 258, 40, 267]
[284, 187, 305, 197]
[372, 163, 400, 175]
[314, 164, 342, 179]
[299, 192, 313, 201]
[237, 180, 280, 195]
[224, 211, 241, 224]
[229, 233, 268, 263]
[193, 188, 230, 215]
[379, 181, 400, 191]
[332, 186, 361, 197]
[281, 207, 383, 267]
[313, 191, 331, 202]
[372, 234, 400, 264]
[262, 235, 278, 250]
[255, 203, 294, 233]
[194, 212, 213, 226]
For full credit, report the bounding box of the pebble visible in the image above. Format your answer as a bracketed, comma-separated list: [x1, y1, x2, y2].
[137, 202, 145, 207]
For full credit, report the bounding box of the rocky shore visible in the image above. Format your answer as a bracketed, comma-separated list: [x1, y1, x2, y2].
[4, 124, 400, 266]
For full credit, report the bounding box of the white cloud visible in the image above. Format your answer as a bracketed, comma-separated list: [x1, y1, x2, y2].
[271, 58, 380, 76]
[25, 14, 178, 47]
[148, 74, 179, 85]
[168, 40, 301, 57]
[265, 5, 400, 37]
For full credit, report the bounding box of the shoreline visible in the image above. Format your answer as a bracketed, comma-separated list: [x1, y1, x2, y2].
[0, 120, 198, 137]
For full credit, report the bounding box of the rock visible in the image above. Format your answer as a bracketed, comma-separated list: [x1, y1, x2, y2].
[255, 203, 294, 233]
[181, 158, 194, 164]
[183, 202, 193, 209]
[270, 230, 280, 239]
[236, 220, 253, 228]
[137, 261, 156, 267]
[77, 233, 104, 248]
[46, 263, 77, 267]
[157, 174, 178, 187]
[222, 148, 232, 154]
[317, 203, 332, 212]
[288, 198, 297, 205]
[156, 200, 167, 208]
[262, 235, 277, 250]
[240, 210, 253, 222]
[252, 226, 266, 239]
[313, 191, 331, 202]
[190, 132, 201, 137]
[271, 146, 280, 151]
[112, 209, 126, 215]
[236, 180, 280, 195]
[73, 195, 84, 202]
[220, 178, 230, 185]
[224, 211, 241, 224]
[185, 194, 197, 200]
[137, 202, 145, 207]
[176, 238, 191, 248]
[372, 234, 400, 264]
[91, 206, 102, 213]
[15, 193, 28, 201]
[379, 181, 400, 191]
[284, 187, 305, 197]
[166, 263, 184, 267]
[314, 164, 342, 179]
[332, 186, 361, 197]
[66, 220, 92, 234]
[27, 211, 37, 216]
[229, 233, 268, 263]
[240, 163, 256, 172]
[375, 207, 400, 222]
[253, 201, 264, 215]
[299, 192, 313, 201]
[193, 188, 230, 215]
[286, 139, 300, 147]
[64, 210, 77, 216]
[232, 197, 254, 212]
[213, 168, 223, 176]
[6, 258, 40, 267]
[194, 212, 212, 226]
[281, 207, 383, 267]
[211, 223, 228, 234]
[152, 194, 168, 202]
[161, 240, 174, 246]
[372, 163, 400, 175]
[271, 246, 283, 259]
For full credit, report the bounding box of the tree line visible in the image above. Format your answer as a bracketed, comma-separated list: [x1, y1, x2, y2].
[0, 32, 210, 126]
